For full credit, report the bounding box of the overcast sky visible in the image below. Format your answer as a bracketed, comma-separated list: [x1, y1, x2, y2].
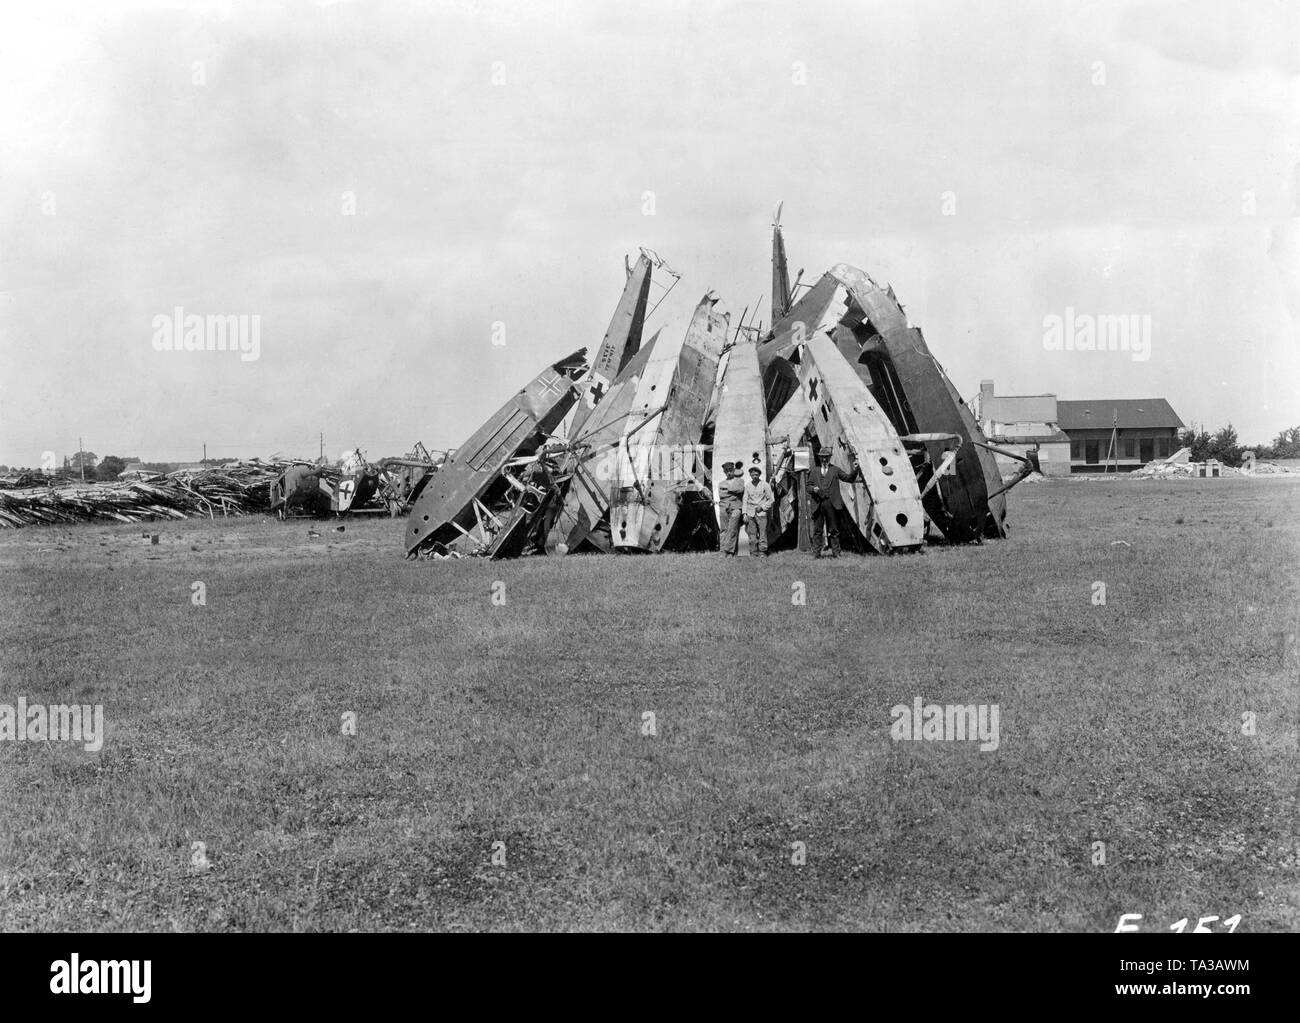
[1, 0, 1296, 466]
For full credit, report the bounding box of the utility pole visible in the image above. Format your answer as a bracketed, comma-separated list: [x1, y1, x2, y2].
[320, 431, 324, 462]
[203, 442, 207, 464]
[1105, 409, 1118, 473]
[79, 436, 84, 482]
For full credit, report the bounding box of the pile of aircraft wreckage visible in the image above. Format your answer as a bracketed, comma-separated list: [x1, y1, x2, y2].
[268, 443, 446, 519]
[403, 209, 1040, 560]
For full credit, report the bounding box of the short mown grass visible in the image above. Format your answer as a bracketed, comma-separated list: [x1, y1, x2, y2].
[0, 477, 1296, 931]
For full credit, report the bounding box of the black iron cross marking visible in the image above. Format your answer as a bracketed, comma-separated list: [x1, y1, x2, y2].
[808, 376, 819, 401]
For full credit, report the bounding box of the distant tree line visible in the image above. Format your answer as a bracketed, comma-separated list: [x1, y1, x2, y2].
[1, 454, 239, 478]
[1179, 424, 1300, 466]
[1, 454, 194, 482]
[62, 452, 127, 481]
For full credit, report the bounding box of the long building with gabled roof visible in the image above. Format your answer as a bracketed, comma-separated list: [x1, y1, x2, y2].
[1056, 398, 1184, 472]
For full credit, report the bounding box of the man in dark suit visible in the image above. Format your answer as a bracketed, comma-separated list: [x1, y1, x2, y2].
[807, 445, 861, 557]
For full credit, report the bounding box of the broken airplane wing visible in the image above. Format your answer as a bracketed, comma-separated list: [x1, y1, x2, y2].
[796, 331, 926, 553]
[404, 349, 587, 556]
[710, 336, 767, 551]
[611, 294, 728, 552]
[828, 263, 1007, 541]
[568, 253, 652, 440]
[548, 333, 660, 553]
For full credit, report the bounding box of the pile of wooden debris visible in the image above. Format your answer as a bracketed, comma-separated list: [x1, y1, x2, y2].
[0, 461, 287, 528]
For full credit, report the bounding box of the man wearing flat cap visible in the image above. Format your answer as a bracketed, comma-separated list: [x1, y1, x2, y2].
[717, 461, 746, 556]
[742, 465, 775, 557]
[807, 445, 861, 557]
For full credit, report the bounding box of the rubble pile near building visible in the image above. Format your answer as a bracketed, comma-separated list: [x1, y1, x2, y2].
[1130, 459, 1297, 479]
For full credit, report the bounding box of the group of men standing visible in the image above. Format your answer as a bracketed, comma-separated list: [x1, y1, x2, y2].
[717, 460, 774, 556]
[718, 447, 862, 558]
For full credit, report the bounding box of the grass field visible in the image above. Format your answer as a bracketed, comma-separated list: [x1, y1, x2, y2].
[1, 477, 1297, 932]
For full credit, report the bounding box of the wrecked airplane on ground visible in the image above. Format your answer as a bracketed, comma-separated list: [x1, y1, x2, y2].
[544, 251, 667, 553]
[710, 335, 767, 554]
[404, 350, 587, 558]
[760, 211, 1036, 546]
[548, 335, 659, 553]
[795, 330, 926, 553]
[404, 208, 1038, 560]
[610, 292, 729, 553]
[270, 453, 386, 519]
[824, 263, 1007, 542]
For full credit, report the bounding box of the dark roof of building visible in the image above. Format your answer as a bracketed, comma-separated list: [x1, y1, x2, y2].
[1056, 399, 1183, 431]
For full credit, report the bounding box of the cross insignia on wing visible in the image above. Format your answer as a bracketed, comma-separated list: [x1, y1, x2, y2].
[585, 373, 609, 409]
[540, 375, 570, 399]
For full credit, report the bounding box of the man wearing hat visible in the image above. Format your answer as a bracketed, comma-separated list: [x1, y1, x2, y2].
[742, 465, 775, 557]
[717, 461, 746, 556]
[807, 445, 861, 557]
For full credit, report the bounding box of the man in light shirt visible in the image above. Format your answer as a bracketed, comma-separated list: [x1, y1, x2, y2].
[742, 465, 774, 557]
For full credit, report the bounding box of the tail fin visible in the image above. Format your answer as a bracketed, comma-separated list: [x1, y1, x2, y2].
[772, 202, 791, 322]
